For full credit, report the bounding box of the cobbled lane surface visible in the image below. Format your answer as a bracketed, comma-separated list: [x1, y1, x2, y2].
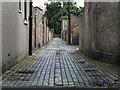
[2, 38, 120, 88]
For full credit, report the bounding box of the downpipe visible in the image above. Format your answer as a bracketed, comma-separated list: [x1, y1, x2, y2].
[29, 1, 33, 55]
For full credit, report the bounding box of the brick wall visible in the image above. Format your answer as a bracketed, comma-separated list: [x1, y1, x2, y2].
[70, 14, 79, 45]
[32, 6, 43, 50]
[51, 29, 54, 38]
[61, 19, 68, 41]
[35, 7, 43, 48]
[49, 31, 52, 41]
[61, 15, 79, 45]
[32, 6, 36, 50]
[43, 17, 47, 45]
[49, 30, 54, 41]
[47, 27, 49, 42]
[32, 6, 51, 49]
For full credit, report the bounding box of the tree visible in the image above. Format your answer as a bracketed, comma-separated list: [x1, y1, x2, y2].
[44, 1, 84, 34]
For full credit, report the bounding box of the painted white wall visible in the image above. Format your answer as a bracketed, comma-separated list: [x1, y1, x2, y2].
[0, 1, 2, 76]
[2, 2, 30, 64]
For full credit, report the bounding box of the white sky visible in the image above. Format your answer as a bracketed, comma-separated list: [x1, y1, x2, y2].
[33, 0, 84, 10]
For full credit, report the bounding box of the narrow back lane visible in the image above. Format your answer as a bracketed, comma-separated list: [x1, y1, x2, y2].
[2, 38, 120, 88]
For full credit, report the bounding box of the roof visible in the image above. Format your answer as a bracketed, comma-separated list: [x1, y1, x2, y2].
[35, 6, 43, 11]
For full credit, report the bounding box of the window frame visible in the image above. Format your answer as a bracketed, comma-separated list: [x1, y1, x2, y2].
[24, 0, 27, 20]
[18, 0, 22, 13]
[24, 0, 28, 25]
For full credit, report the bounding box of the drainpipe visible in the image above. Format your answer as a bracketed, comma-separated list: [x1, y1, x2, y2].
[43, 18, 44, 45]
[68, 1, 71, 44]
[46, 20, 47, 43]
[29, 1, 33, 55]
[35, 14, 37, 48]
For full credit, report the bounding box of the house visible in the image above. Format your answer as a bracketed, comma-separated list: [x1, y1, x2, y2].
[1, 0, 32, 72]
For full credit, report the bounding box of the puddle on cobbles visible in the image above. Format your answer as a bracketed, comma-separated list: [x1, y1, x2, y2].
[55, 83, 63, 86]
[73, 58, 86, 64]
[89, 79, 117, 88]
[88, 74, 101, 77]
[17, 70, 35, 74]
[85, 69, 98, 72]
[89, 80, 107, 87]
[79, 60, 85, 64]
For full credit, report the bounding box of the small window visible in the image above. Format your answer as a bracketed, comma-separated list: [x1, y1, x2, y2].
[24, 0, 28, 25]
[19, 0, 21, 10]
[18, 0, 22, 13]
[24, 0, 27, 20]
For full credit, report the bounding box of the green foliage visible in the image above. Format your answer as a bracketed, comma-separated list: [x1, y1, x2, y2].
[44, 1, 84, 34]
[80, 7, 84, 13]
[62, 16, 68, 20]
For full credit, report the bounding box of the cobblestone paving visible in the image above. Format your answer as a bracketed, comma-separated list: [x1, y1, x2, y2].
[2, 38, 120, 88]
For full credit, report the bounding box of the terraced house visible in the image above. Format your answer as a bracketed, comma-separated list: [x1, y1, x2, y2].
[1, 0, 54, 72]
[1, 0, 33, 72]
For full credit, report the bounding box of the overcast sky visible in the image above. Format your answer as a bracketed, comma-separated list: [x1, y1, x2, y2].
[33, 0, 84, 10]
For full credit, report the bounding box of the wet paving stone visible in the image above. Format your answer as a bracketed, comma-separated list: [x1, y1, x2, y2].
[2, 38, 120, 88]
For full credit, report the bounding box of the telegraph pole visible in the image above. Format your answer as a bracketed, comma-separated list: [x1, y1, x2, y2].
[68, 1, 71, 44]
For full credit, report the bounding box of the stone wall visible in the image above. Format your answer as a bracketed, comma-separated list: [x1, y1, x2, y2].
[79, 2, 120, 65]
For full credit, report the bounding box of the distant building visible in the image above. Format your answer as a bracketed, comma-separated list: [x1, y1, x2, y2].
[61, 14, 79, 45]
[49, 29, 54, 41]
[70, 14, 79, 45]
[61, 19, 68, 41]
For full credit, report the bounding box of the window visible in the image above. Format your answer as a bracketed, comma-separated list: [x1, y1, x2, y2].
[18, 0, 22, 13]
[19, 0, 21, 10]
[24, 0, 28, 25]
[24, 0, 27, 20]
